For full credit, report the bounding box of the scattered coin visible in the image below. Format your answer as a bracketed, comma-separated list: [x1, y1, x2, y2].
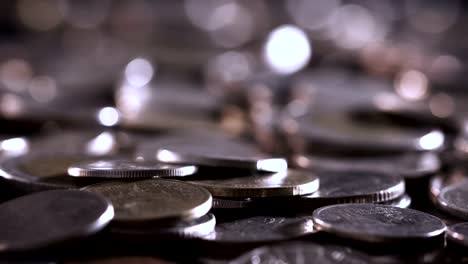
[82, 179, 212, 225]
[0, 190, 113, 252]
[297, 171, 405, 205]
[68, 159, 197, 178]
[313, 204, 446, 243]
[187, 169, 319, 198]
[446, 222, 468, 248]
[204, 215, 315, 244]
[436, 181, 468, 220]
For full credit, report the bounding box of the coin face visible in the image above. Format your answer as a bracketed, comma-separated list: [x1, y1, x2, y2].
[437, 182, 468, 220]
[68, 159, 197, 178]
[137, 132, 287, 172]
[446, 222, 468, 248]
[112, 213, 216, 239]
[300, 171, 404, 204]
[0, 190, 113, 252]
[205, 215, 316, 244]
[187, 169, 319, 198]
[82, 179, 212, 224]
[313, 204, 446, 243]
[0, 153, 104, 189]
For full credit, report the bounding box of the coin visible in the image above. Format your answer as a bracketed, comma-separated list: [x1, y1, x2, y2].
[187, 169, 319, 198]
[298, 171, 405, 205]
[68, 159, 197, 178]
[436, 181, 468, 220]
[0, 190, 113, 252]
[137, 132, 287, 172]
[228, 241, 373, 264]
[313, 204, 446, 243]
[82, 179, 212, 225]
[67, 256, 173, 264]
[379, 194, 412, 208]
[0, 152, 105, 189]
[446, 222, 468, 248]
[112, 213, 216, 239]
[281, 111, 445, 154]
[212, 198, 255, 209]
[204, 215, 315, 244]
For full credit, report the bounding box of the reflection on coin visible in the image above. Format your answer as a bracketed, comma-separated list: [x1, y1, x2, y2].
[68, 159, 197, 178]
[282, 111, 445, 154]
[188, 169, 319, 198]
[229, 241, 372, 264]
[0, 153, 105, 189]
[299, 171, 404, 205]
[205, 215, 315, 244]
[0, 190, 113, 252]
[82, 179, 212, 225]
[212, 198, 255, 209]
[437, 182, 468, 220]
[137, 132, 286, 172]
[379, 194, 411, 208]
[112, 213, 216, 239]
[313, 204, 445, 243]
[294, 152, 440, 178]
[446, 223, 468, 248]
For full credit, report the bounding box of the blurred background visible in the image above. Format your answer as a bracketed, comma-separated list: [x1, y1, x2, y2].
[0, 0, 466, 156]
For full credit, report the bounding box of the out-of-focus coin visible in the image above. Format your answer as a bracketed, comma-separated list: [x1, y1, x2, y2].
[187, 169, 319, 198]
[137, 132, 287, 172]
[379, 194, 412, 208]
[227, 241, 373, 264]
[429, 170, 467, 202]
[436, 182, 468, 220]
[68, 159, 197, 178]
[0, 190, 113, 252]
[112, 213, 216, 239]
[313, 204, 446, 243]
[82, 179, 212, 225]
[0, 153, 105, 189]
[204, 215, 315, 244]
[281, 111, 445, 154]
[446, 222, 468, 248]
[297, 171, 404, 205]
[293, 152, 440, 178]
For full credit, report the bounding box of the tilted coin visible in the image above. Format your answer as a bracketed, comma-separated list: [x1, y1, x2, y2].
[0, 190, 113, 252]
[293, 152, 440, 178]
[436, 181, 468, 220]
[313, 204, 446, 243]
[187, 169, 319, 198]
[228, 241, 373, 264]
[68, 159, 197, 178]
[446, 222, 468, 248]
[112, 213, 216, 239]
[281, 111, 445, 154]
[429, 170, 467, 202]
[297, 171, 405, 205]
[82, 179, 212, 225]
[136, 132, 286, 172]
[0, 152, 107, 189]
[204, 215, 315, 244]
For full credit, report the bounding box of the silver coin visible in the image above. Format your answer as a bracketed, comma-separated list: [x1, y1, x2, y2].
[298, 171, 405, 205]
[228, 241, 373, 264]
[82, 179, 212, 225]
[379, 194, 411, 208]
[187, 169, 319, 198]
[437, 181, 468, 220]
[212, 198, 255, 209]
[446, 222, 468, 248]
[68, 159, 197, 178]
[313, 204, 446, 243]
[429, 171, 467, 203]
[281, 111, 445, 153]
[293, 152, 440, 178]
[204, 215, 316, 244]
[0, 190, 113, 252]
[112, 213, 216, 239]
[136, 132, 287, 172]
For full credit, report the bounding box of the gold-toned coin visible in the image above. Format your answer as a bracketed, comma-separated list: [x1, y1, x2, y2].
[82, 179, 212, 225]
[187, 169, 319, 198]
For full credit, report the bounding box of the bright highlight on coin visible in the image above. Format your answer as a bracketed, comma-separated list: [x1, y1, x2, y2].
[68, 159, 197, 178]
[83, 179, 212, 225]
[446, 222, 468, 248]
